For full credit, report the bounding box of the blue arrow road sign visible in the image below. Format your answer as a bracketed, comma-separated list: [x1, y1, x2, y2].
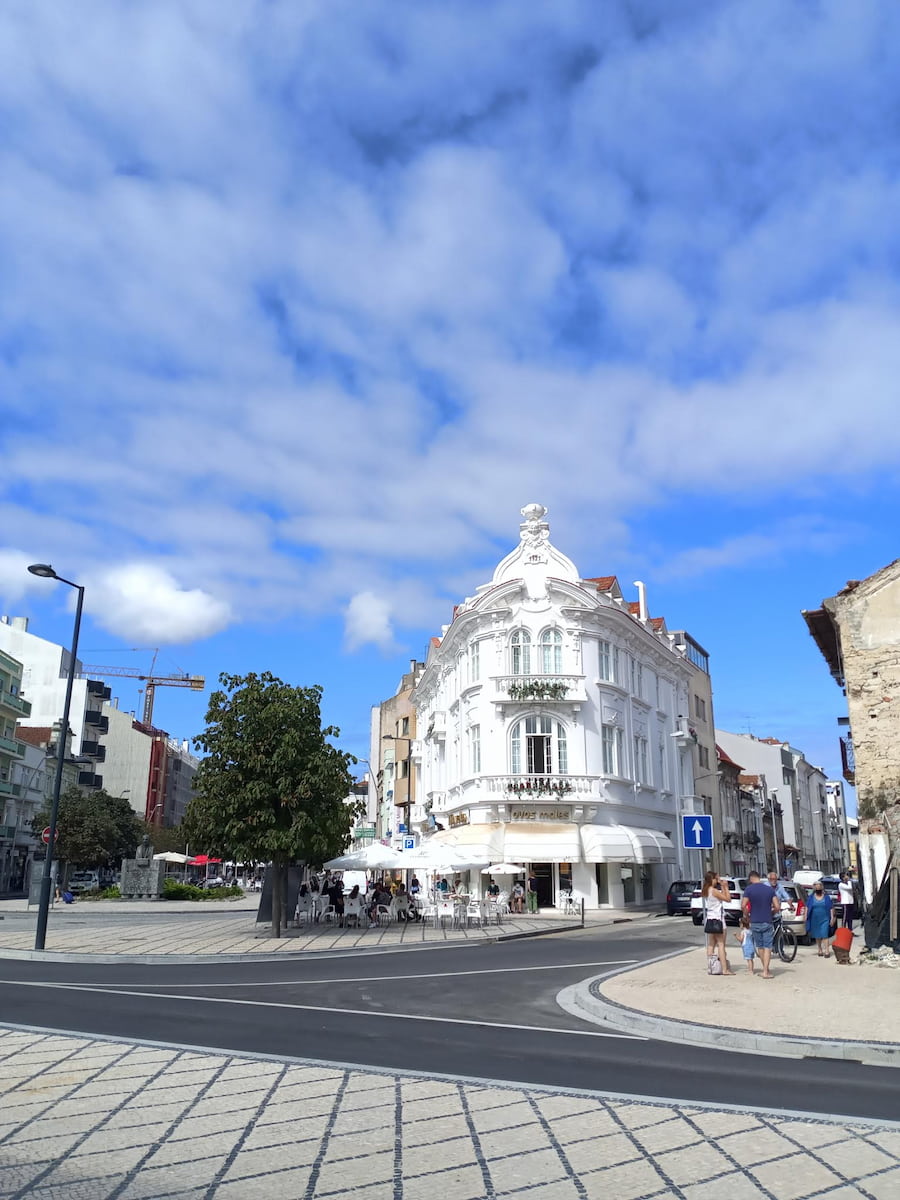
[681, 813, 713, 850]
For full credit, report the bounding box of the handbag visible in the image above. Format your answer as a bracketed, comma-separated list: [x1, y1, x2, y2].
[704, 918, 723, 934]
[707, 954, 723, 975]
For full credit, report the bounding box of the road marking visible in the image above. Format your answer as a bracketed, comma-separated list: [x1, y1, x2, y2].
[0, 958, 639, 990]
[2, 979, 646, 1040]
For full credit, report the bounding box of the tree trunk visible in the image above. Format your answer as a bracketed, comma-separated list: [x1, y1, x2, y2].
[271, 858, 283, 939]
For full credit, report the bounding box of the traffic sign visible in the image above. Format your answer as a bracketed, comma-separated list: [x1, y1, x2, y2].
[41, 827, 57, 845]
[403, 836, 415, 851]
[681, 814, 713, 850]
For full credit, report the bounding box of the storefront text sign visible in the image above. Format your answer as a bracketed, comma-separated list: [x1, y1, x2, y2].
[449, 812, 469, 827]
[511, 808, 572, 821]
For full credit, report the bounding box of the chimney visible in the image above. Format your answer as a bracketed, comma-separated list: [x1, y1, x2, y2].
[633, 581, 649, 623]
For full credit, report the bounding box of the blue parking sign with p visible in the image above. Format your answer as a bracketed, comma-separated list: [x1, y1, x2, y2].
[403, 837, 415, 850]
[681, 814, 713, 850]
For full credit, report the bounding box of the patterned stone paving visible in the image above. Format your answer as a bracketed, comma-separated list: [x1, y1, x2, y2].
[0, 1027, 898, 1198]
[0, 912, 575, 958]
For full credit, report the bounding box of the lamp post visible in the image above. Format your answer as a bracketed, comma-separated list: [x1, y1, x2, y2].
[27, 564, 85, 951]
[382, 734, 413, 841]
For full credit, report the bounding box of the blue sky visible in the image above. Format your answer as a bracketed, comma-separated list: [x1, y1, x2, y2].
[2, 1, 899, 803]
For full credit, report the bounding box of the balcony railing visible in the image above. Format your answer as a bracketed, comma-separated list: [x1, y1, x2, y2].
[445, 775, 598, 806]
[493, 675, 587, 704]
[839, 736, 855, 785]
[0, 779, 21, 797]
[78, 771, 103, 789]
[83, 712, 109, 734]
[0, 735, 26, 758]
[80, 741, 106, 762]
[0, 692, 31, 716]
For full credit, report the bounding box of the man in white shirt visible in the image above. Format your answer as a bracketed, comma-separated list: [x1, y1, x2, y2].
[838, 872, 856, 931]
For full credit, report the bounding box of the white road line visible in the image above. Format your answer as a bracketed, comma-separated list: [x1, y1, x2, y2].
[0, 958, 639, 990]
[4, 979, 646, 1040]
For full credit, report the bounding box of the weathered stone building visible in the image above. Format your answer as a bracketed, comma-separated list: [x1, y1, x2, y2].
[804, 559, 900, 899]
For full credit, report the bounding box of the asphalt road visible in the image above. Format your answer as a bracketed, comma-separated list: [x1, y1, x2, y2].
[0, 920, 896, 1122]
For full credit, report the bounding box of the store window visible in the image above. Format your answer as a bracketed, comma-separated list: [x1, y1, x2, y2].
[621, 865, 636, 904]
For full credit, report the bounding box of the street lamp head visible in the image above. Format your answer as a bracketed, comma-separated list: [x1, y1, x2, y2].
[27, 563, 58, 579]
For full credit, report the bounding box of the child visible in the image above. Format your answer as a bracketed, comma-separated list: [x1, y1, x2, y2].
[734, 915, 756, 975]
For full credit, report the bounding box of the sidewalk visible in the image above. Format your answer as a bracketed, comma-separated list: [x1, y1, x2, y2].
[0, 907, 583, 961]
[1, 1024, 899, 1199]
[561, 945, 900, 1068]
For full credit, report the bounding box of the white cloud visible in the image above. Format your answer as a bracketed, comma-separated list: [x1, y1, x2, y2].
[87, 564, 231, 644]
[344, 591, 395, 651]
[0, 549, 59, 606]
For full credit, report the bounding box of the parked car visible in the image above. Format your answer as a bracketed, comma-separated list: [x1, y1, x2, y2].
[776, 882, 809, 941]
[690, 877, 749, 925]
[666, 880, 700, 916]
[66, 870, 100, 895]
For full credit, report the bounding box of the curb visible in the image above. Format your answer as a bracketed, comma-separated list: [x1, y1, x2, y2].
[557, 950, 900, 1069]
[0, 919, 583, 965]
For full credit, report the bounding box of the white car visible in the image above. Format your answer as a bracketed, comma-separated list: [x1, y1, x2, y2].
[690, 877, 749, 926]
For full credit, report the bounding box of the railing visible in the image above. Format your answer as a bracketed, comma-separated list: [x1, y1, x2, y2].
[0, 735, 25, 758]
[0, 692, 31, 716]
[445, 775, 598, 804]
[840, 736, 855, 785]
[493, 675, 586, 703]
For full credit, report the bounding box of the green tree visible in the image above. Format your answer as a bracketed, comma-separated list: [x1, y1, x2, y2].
[185, 672, 358, 937]
[144, 822, 189, 855]
[33, 787, 144, 872]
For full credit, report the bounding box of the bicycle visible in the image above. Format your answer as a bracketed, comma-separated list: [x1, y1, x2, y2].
[772, 914, 797, 963]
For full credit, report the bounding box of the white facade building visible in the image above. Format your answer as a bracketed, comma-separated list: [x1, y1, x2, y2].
[412, 504, 703, 910]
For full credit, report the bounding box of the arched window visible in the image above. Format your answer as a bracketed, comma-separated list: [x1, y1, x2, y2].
[510, 629, 531, 675]
[510, 716, 568, 775]
[539, 628, 562, 674]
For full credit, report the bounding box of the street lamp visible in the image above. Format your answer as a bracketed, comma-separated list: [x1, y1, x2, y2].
[382, 734, 413, 839]
[27, 563, 85, 951]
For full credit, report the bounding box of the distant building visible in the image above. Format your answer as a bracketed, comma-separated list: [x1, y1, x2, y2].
[715, 731, 834, 874]
[0, 616, 109, 788]
[371, 661, 424, 845]
[101, 702, 198, 826]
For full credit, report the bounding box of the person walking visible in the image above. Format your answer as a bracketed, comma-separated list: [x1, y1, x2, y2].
[701, 871, 734, 976]
[526, 872, 539, 914]
[511, 879, 525, 913]
[741, 870, 779, 979]
[838, 872, 856, 931]
[806, 880, 836, 956]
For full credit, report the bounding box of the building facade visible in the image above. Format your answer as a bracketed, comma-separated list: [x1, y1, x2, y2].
[371, 661, 424, 845]
[411, 504, 703, 910]
[101, 703, 198, 826]
[0, 616, 109, 789]
[715, 731, 834, 874]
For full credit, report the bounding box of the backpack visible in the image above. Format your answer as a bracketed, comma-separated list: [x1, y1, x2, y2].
[707, 954, 722, 976]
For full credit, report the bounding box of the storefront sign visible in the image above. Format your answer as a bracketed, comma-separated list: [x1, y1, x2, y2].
[511, 808, 572, 821]
[449, 812, 469, 827]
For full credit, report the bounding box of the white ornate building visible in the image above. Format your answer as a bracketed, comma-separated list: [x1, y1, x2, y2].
[412, 504, 704, 910]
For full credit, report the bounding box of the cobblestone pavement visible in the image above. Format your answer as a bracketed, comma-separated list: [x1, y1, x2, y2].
[1, 1026, 899, 1199]
[0, 911, 577, 958]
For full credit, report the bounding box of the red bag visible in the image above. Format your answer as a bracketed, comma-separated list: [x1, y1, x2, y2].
[832, 926, 853, 953]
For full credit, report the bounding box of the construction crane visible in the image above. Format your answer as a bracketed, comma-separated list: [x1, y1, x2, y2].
[79, 650, 205, 727]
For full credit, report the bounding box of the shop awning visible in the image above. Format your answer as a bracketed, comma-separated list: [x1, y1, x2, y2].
[430, 824, 504, 863]
[580, 825, 677, 864]
[502, 822, 581, 864]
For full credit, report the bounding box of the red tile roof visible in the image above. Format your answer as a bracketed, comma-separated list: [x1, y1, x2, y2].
[649, 617, 666, 631]
[758, 737, 785, 746]
[15, 725, 54, 747]
[739, 773, 761, 787]
[585, 576, 618, 592]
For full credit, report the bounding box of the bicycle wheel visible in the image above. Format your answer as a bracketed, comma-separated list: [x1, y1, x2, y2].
[777, 926, 797, 963]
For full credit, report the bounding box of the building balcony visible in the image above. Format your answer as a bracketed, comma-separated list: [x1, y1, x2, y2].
[78, 771, 103, 789]
[80, 741, 106, 762]
[492, 675, 587, 705]
[443, 774, 600, 809]
[426, 711, 447, 740]
[0, 779, 22, 797]
[0, 692, 31, 717]
[0, 735, 26, 758]
[83, 712, 109, 734]
[86, 680, 112, 701]
[0, 823, 17, 840]
[839, 736, 855, 785]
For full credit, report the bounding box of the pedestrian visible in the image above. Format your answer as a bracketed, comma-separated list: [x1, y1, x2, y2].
[734, 914, 756, 976]
[486, 878, 500, 898]
[701, 871, 734, 976]
[838, 872, 856, 931]
[526, 872, 539, 914]
[767, 871, 790, 903]
[409, 875, 421, 897]
[806, 880, 836, 956]
[741, 870, 780, 979]
[511, 879, 525, 913]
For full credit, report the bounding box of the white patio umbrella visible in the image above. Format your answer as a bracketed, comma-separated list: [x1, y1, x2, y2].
[400, 844, 483, 872]
[480, 863, 525, 875]
[153, 852, 190, 864]
[324, 843, 405, 871]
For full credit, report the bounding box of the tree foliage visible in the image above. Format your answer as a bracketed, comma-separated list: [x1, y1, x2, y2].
[184, 672, 358, 935]
[33, 787, 144, 868]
